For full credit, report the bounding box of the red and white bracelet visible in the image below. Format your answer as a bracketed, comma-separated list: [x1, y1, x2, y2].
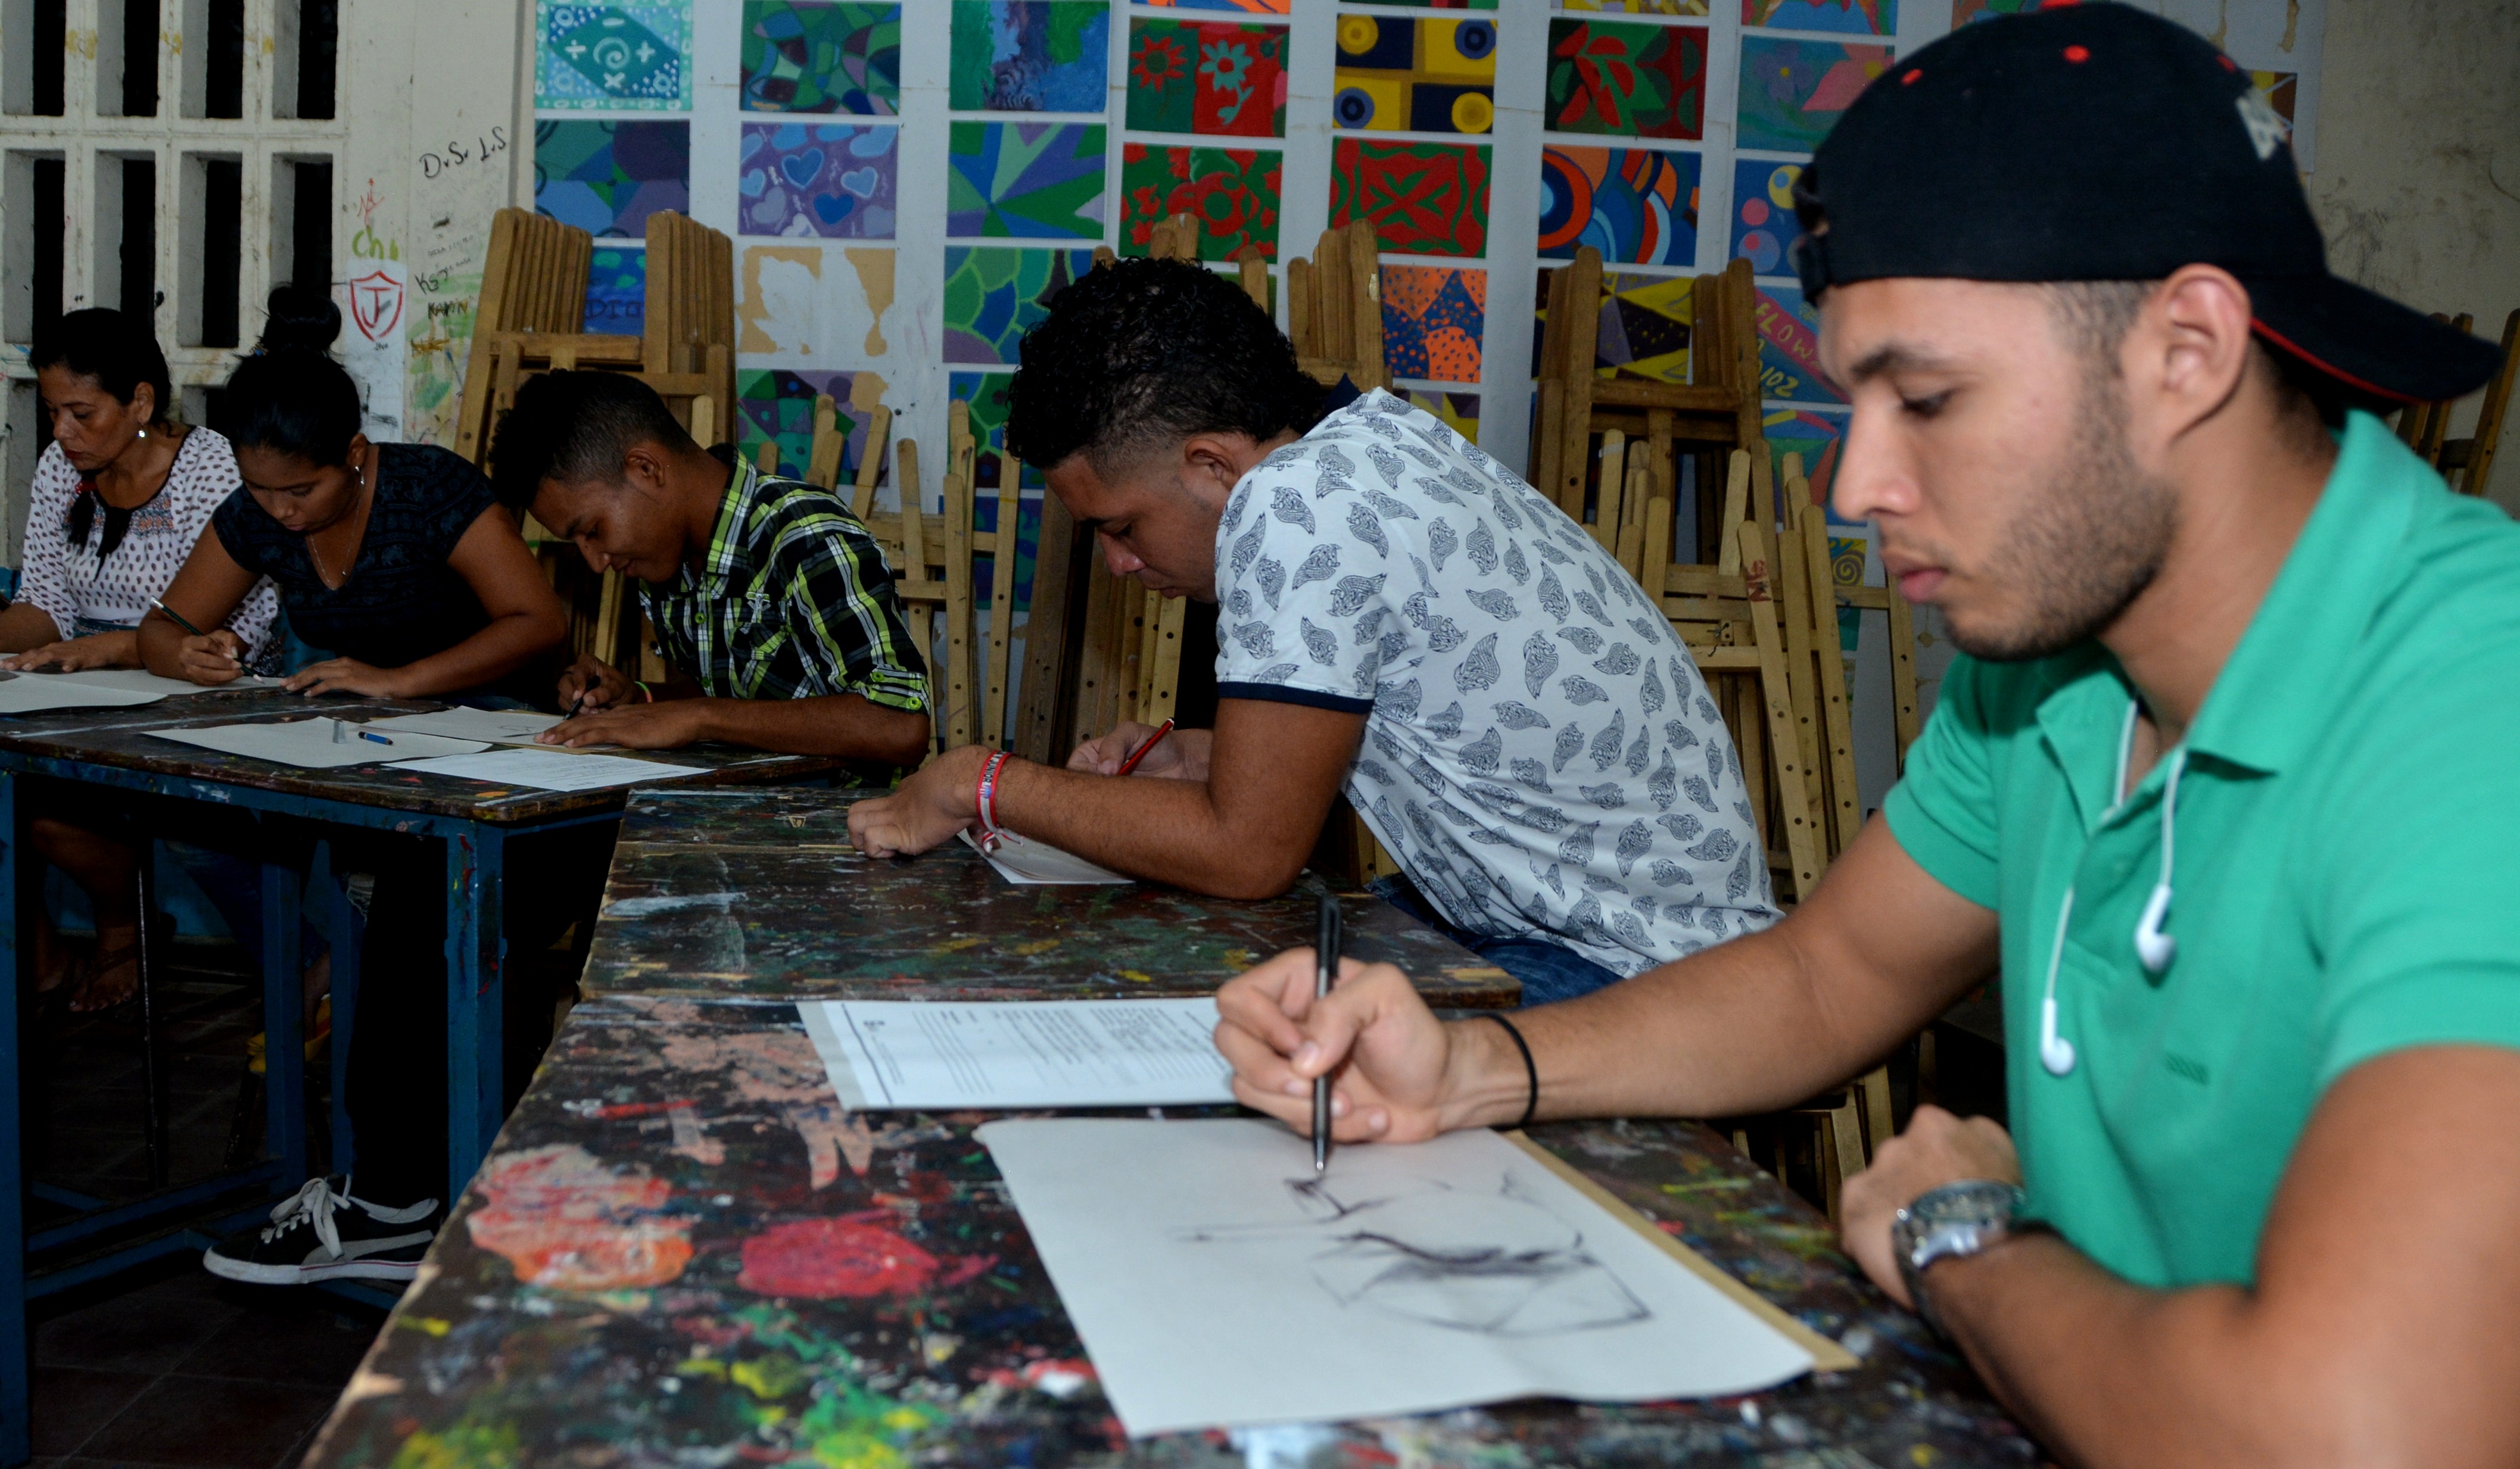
[974, 750, 1012, 851]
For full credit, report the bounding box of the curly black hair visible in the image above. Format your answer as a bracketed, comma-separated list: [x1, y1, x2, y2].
[1004, 257, 1323, 473]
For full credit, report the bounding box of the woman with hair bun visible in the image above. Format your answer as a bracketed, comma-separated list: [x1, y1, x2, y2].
[150, 287, 581, 1290]
[0, 308, 279, 1009]
[142, 285, 568, 703]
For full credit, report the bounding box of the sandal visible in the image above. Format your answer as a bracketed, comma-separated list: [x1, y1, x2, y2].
[68, 938, 142, 1014]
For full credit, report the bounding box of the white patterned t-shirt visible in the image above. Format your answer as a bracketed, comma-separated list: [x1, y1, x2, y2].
[1213, 390, 1780, 978]
[22, 430, 280, 660]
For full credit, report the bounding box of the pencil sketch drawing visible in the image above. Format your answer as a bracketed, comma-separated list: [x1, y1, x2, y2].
[1175, 1169, 1650, 1337]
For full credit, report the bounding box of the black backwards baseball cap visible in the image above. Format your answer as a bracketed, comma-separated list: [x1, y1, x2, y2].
[1792, 0, 2503, 405]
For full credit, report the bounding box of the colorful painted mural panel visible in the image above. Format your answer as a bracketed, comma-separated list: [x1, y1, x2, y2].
[942, 248, 1098, 365]
[534, 120, 690, 238]
[949, 1, 1112, 112]
[1329, 139, 1490, 259]
[1125, 18, 1288, 137]
[1333, 15, 1498, 135]
[1545, 19, 1706, 139]
[1729, 156, 1805, 274]
[738, 122, 899, 238]
[1538, 145, 1699, 266]
[740, 1, 901, 114]
[949, 123, 1107, 240]
[1120, 144, 1282, 260]
[1381, 266, 1487, 383]
[537, 1, 690, 110]
[1741, 0, 1896, 36]
[1755, 282, 1839, 404]
[1737, 36, 1890, 152]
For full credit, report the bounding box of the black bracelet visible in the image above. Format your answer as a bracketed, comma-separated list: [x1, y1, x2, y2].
[1478, 1012, 1539, 1131]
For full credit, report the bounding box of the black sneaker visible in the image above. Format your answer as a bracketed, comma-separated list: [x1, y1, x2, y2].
[203, 1176, 438, 1285]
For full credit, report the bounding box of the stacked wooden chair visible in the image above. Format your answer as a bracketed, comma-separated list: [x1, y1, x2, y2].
[2396, 307, 2518, 498]
[1285, 221, 1388, 394]
[453, 207, 743, 677]
[1537, 248, 1930, 1217]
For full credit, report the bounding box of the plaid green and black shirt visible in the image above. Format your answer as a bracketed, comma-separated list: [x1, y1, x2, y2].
[642, 456, 929, 712]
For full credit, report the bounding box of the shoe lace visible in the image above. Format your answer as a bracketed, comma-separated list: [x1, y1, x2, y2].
[260, 1175, 348, 1258]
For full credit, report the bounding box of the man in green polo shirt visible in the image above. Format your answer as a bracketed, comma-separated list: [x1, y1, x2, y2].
[1216, 7, 2520, 1460]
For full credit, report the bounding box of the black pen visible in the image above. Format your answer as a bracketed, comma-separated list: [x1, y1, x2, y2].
[1314, 890, 1341, 1175]
[151, 598, 238, 668]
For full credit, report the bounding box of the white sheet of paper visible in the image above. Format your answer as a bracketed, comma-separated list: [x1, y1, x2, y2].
[392, 747, 706, 792]
[0, 673, 164, 714]
[980, 1119, 1817, 1437]
[143, 719, 493, 768]
[799, 999, 1236, 1111]
[365, 707, 571, 745]
[957, 828, 1130, 884]
[39, 668, 285, 697]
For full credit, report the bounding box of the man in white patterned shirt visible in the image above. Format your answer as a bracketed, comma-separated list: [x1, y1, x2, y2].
[850, 259, 1773, 1000]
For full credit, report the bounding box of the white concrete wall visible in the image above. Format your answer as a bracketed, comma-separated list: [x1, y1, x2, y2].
[2306, 0, 2520, 505]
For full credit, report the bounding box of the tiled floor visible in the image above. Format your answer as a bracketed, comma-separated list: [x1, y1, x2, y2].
[26, 941, 383, 1469]
[30, 1262, 382, 1468]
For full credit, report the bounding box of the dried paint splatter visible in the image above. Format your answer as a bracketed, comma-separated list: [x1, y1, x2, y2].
[739, 1216, 939, 1298]
[465, 1143, 694, 1289]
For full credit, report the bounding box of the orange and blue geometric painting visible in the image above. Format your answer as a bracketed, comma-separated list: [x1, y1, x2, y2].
[1142, 0, 1291, 10]
[1730, 157, 1805, 275]
[1334, 15, 1497, 134]
[1741, 0, 1895, 36]
[1952, 0, 2037, 21]
[1540, 146, 1699, 266]
[1737, 37, 1890, 152]
[949, 2, 1110, 112]
[1380, 266, 1486, 384]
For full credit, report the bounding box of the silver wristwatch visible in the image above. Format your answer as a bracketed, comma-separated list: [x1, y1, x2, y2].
[1890, 1180, 2029, 1336]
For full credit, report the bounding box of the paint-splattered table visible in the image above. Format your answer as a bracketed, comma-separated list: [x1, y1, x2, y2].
[300, 996, 2036, 1468]
[0, 690, 842, 1467]
[584, 788, 1521, 1008]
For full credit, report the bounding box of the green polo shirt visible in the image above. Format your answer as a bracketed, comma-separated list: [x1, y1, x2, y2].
[1883, 410, 2520, 1290]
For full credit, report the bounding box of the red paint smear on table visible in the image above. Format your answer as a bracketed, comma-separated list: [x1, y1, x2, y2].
[737, 1218, 942, 1299]
[465, 1143, 694, 1290]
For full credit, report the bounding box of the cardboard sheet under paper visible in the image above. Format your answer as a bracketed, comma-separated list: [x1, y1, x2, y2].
[980, 1119, 1815, 1436]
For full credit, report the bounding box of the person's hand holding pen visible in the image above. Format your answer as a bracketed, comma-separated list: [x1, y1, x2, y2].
[150, 598, 248, 686]
[553, 651, 634, 716]
[1068, 719, 1211, 781]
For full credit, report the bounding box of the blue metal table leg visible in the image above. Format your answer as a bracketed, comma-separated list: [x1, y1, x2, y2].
[0, 772, 29, 1467]
[444, 826, 504, 1208]
[317, 841, 360, 1180]
[262, 854, 307, 1189]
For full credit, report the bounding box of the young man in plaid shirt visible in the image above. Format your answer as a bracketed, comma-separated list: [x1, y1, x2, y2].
[491, 371, 930, 766]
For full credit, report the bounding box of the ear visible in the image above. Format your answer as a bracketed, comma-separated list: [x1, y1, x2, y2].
[345, 431, 372, 466]
[1178, 431, 1253, 511]
[2138, 265, 2257, 441]
[618, 440, 672, 495]
[128, 380, 157, 426]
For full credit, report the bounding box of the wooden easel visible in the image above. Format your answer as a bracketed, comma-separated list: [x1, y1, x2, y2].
[1285, 221, 1388, 394]
[2406, 307, 2518, 498]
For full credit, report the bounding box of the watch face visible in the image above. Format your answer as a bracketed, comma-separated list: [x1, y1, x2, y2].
[1913, 1180, 2017, 1228]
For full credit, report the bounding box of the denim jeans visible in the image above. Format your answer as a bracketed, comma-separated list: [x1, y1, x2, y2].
[1368, 877, 1627, 1007]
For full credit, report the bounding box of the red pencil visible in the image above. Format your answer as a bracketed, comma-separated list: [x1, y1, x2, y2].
[1112, 718, 1176, 777]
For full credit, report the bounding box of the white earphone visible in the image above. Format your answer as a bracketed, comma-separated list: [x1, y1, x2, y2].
[2039, 702, 2185, 1078]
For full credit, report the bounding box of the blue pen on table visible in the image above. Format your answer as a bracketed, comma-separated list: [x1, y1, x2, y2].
[1314, 889, 1341, 1175]
[358, 729, 393, 746]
